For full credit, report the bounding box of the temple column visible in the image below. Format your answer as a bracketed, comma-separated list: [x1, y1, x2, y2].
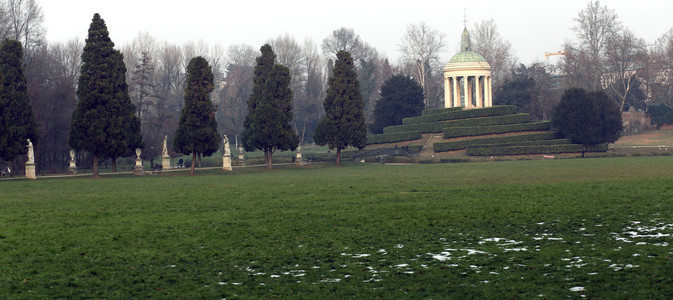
[463, 75, 470, 108]
[487, 76, 492, 107]
[451, 76, 460, 107]
[476, 75, 482, 108]
[444, 77, 450, 108]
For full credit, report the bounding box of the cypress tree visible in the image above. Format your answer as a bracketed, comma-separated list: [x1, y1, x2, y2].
[314, 50, 366, 166]
[173, 56, 219, 175]
[0, 39, 38, 174]
[247, 64, 299, 170]
[242, 44, 276, 158]
[69, 13, 142, 177]
[371, 74, 425, 134]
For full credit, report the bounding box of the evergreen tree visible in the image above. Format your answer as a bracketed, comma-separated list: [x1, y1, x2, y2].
[248, 64, 299, 170]
[370, 74, 424, 134]
[173, 56, 219, 175]
[242, 44, 276, 154]
[0, 39, 38, 174]
[553, 88, 622, 145]
[69, 13, 142, 177]
[314, 50, 366, 166]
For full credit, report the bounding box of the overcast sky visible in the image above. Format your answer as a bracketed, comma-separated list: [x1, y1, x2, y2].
[41, 0, 673, 65]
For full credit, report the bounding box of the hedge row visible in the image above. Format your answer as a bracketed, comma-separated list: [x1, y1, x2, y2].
[421, 107, 463, 116]
[366, 131, 421, 145]
[433, 131, 560, 152]
[470, 139, 573, 148]
[403, 105, 517, 124]
[443, 121, 552, 138]
[466, 143, 609, 156]
[383, 113, 530, 134]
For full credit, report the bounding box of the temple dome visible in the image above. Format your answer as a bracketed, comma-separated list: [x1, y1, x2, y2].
[448, 28, 488, 64]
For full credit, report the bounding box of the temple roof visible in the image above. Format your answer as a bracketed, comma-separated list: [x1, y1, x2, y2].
[448, 28, 487, 63]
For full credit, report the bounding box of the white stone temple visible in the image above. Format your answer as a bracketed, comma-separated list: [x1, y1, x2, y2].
[443, 28, 493, 109]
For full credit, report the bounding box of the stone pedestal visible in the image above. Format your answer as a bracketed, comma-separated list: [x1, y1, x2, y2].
[238, 147, 245, 166]
[162, 156, 171, 169]
[222, 154, 232, 171]
[25, 163, 36, 180]
[295, 152, 303, 166]
[133, 158, 145, 175]
[68, 160, 78, 175]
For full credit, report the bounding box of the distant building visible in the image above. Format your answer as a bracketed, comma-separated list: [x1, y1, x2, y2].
[443, 28, 493, 109]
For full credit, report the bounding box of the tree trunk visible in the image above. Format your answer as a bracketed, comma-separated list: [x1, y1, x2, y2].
[111, 158, 117, 173]
[190, 152, 196, 175]
[197, 153, 202, 168]
[264, 150, 269, 166]
[267, 148, 273, 170]
[93, 154, 100, 178]
[336, 148, 342, 166]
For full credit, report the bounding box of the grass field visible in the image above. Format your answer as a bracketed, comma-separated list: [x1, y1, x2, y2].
[1, 157, 673, 298]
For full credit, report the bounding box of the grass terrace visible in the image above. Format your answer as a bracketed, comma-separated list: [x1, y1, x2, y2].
[1, 157, 673, 298]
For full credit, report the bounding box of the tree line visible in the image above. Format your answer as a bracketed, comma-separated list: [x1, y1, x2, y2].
[1, 0, 672, 175]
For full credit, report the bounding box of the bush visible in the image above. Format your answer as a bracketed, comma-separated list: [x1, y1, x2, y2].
[553, 88, 622, 145]
[366, 131, 422, 145]
[421, 107, 463, 116]
[443, 121, 551, 138]
[403, 106, 517, 124]
[472, 139, 573, 148]
[466, 143, 608, 156]
[433, 132, 560, 152]
[384, 113, 531, 134]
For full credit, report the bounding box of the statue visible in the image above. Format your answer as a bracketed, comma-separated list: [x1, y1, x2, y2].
[68, 149, 78, 175]
[162, 135, 168, 157]
[223, 135, 231, 155]
[222, 135, 232, 171]
[133, 148, 144, 175]
[26, 139, 34, 164]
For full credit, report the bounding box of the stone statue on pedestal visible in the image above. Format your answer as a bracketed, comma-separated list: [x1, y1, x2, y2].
[238, 145, 245, 166]
[161, 135, 171, 169]
[133, 148, 144, 175]
[222, 135, 232, 171]
[68, 149, 78, 175]
[25, 139, 36, 180]
[295, 144, 303, 166]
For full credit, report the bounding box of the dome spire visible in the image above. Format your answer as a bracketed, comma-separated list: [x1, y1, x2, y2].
[461, 28, 471, 52]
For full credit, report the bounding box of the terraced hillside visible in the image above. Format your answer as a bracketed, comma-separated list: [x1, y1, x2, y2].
[363, 106, 607, 159]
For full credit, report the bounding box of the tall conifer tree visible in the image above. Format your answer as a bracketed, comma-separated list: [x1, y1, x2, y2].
[242, 44, 276, 160]
[314, 50, 367, 166]
[0, 39, 38, 174]
[173, 56, 219, 175]
[246, 64, 299, 169]
[69, 13, 142, 177]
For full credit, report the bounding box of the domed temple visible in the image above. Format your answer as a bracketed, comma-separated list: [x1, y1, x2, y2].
[443, 28, 493, 109]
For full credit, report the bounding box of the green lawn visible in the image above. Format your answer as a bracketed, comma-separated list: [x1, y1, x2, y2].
[1, 157, 673, 298]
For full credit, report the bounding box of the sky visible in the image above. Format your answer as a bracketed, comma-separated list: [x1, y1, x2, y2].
[40, 0, 673, 65]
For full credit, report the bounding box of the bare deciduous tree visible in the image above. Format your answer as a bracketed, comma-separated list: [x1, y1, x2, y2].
[571, 0, 621, 90]
[604, 29, 646, 111]
[321, 27, 363, 61]
[470, 19, 516, 91]
[399, 21, 445, 108]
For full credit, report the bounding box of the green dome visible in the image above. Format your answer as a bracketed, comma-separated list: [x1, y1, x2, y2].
[449, 51, 487, 63]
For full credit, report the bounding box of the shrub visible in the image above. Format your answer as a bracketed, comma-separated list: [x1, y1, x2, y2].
[403, 106, 517, 124]
[472, 139, 573, 148]
[433, 132, 560, 152]
[421, 107, 463, 116]
[553, 88, 622, 145]
[466, 143, 608, 156]
[384, 113, 531, 134]
[443, 121, 551, 138]
[366, 131, 421, 145]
